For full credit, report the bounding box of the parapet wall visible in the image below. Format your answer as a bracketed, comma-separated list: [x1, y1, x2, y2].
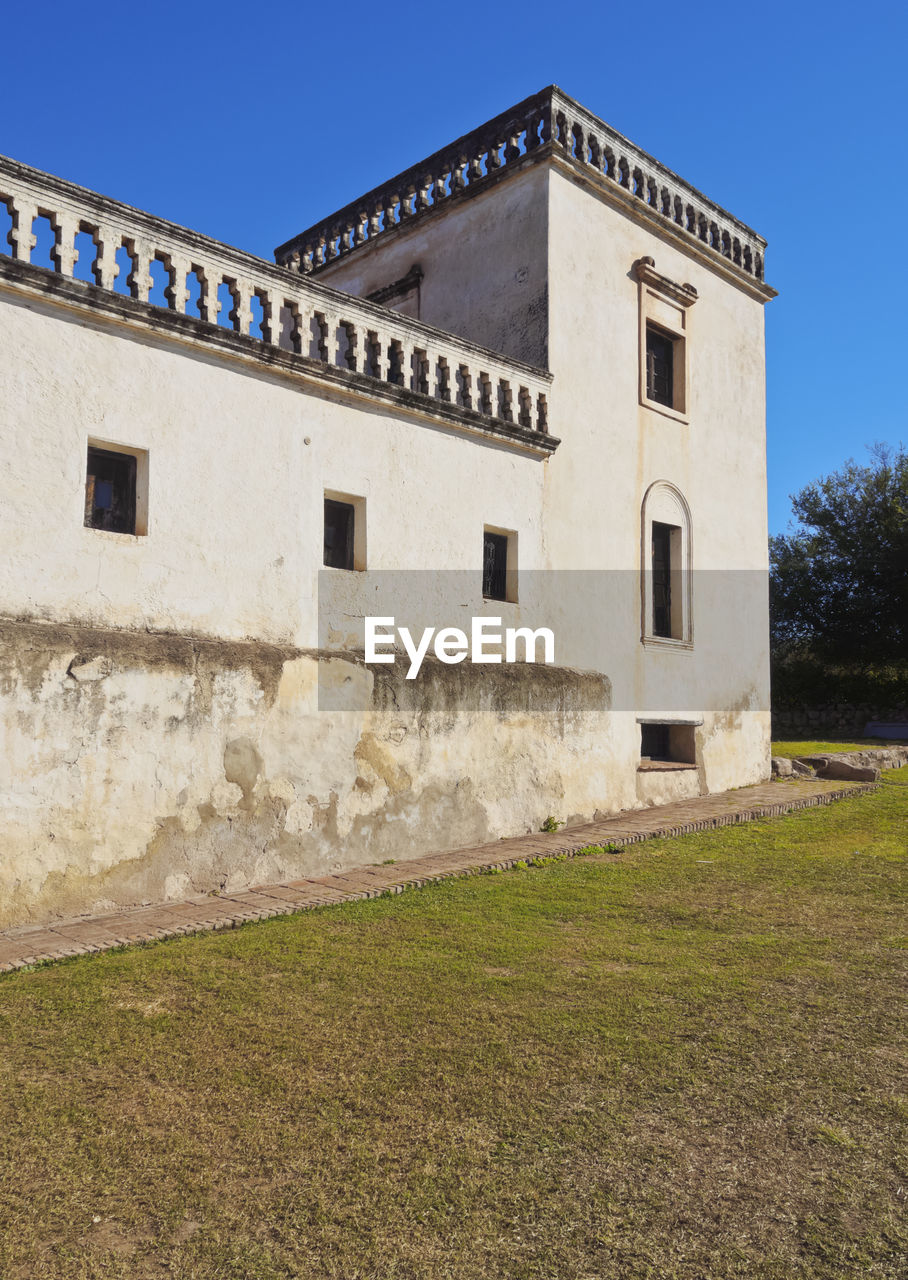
[276, 85, 773, 301]
[0, 616, 622, 929]
[0, 154, 553, 447]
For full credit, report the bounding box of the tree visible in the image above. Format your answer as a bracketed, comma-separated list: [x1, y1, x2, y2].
[770, 444, 908, 667]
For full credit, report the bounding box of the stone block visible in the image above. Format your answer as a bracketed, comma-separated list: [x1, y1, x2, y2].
[790, 759, 816, 777]
[816, 760, 880, 782]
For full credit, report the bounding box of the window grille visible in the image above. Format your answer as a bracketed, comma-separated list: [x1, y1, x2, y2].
[482, 530, 508, 601]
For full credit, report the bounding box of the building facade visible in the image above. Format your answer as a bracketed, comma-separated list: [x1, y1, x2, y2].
[0, 87, 776, 927]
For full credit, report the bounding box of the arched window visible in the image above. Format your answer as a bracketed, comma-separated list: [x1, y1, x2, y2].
[640, 481, 692, 645]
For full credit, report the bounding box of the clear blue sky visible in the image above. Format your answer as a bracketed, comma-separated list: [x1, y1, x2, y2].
[3, 0, 905, 534]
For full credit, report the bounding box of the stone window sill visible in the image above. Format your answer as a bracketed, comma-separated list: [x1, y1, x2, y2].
[637, 760, 698, 772]
[640, 396, 690, 426]
[641, 635, 693, 651]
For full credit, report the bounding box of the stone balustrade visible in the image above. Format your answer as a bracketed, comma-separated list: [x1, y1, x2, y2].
[0, 155, 553, 443]
[275, 86, 769, 289]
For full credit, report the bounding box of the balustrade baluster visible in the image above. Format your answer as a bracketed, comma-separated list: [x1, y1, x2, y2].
[518, 387, 532, 429]
[259, 289, 280, 344]
[457, 364, 473, 410]
[8, 198, 37, 262]
[92, 227, 118, 288]
[198, 267, 220, 325]
[342, 321, 359, 371]
[498, 378, 513, 423]
[52, 213, 79, 276]
[411, 346, 428, 394]
[450, 154, 467, 192]
[287, 302, 303, 354]
[165, 254, 190, 313]
[127, 239, 154, 302]
[572, 125, 586, 163]
[230, 279, 254, 335]
[432, 168, 449, 203]
[539, 102, 553, 145]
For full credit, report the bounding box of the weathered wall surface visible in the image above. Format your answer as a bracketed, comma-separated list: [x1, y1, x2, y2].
[0, 617, 616, 928]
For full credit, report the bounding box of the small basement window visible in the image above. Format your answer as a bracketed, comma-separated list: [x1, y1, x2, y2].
[639, 721, 697, 768]
[84, 444, 144, 535]
[324, 498, 355, 570]
[645, 324, 675, 407]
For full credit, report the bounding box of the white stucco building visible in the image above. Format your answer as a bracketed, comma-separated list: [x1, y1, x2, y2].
[0, 86, 776, 927]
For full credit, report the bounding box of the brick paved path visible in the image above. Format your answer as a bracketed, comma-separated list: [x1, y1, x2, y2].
[0, 778, 876, 973]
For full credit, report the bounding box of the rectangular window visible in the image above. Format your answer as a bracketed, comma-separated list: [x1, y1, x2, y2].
[324, 498, 355, 570]
[482, 530, 509, 601]
[645, 325, 674, 407]
[640, 722, 697, 766]
[84, 446, 137, 534]
[652, 521, 674, 637]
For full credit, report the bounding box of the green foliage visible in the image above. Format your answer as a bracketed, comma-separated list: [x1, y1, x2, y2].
[771, 654, 908, 708]
[770, 443, 908, 666]
[540, 815, 563, 832]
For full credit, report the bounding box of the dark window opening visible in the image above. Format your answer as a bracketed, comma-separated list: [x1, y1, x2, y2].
[646, 325, 674, 406]
[84, 446, 136, 534]
[324, 498, 355, 570]
[483, 531, 508, 601]
[641, 723, 671, 762]
[640, 721, 696, 766]
[652, 521, 672, 637]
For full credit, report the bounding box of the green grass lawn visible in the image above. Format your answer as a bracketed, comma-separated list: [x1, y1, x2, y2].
[1, 771, 906, 1279]
[771, 739, 905, 757]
